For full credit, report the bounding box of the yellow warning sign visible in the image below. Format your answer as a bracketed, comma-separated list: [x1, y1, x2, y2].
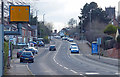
[9, 5, 30, 22]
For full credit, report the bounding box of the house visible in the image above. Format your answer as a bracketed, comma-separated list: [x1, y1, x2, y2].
[115, 29, 120, 40]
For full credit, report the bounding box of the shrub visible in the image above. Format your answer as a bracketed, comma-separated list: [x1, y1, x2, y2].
[43, 36, 50, 44]
[104, 24, 117, 35]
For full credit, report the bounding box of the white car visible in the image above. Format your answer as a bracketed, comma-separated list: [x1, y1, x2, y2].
[70, 43, 77, 50]
[29, 47, 38, 54]
[70, 46, 79, 53]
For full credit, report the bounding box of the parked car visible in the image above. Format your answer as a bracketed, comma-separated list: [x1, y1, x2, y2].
[17, 50, 23, 58]
[24, 48, 35, 55]
[17, 43, 26, 46]
[49, 45, 56, 51]
[20, 51, 34, 63]
[70, 46, 79, 53]
[38, 41, 45, 47]
[29, 41, 37, 46]
[70, 43, 77, 50]
[29, 47, 38, 54]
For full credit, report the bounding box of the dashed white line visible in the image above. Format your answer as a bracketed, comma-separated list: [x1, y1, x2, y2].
[85, 72, 99, 75]
[79, 73, 83, 75]
[115, 72, 120, 75]
[59, 64, 63, 67]
[70, 70, 78, 74]
[64, 67, 68, 70]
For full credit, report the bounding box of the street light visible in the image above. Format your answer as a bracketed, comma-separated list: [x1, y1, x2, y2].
[43, 14, 45, 25]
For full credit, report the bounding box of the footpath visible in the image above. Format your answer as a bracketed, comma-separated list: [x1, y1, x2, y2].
[5, 49, 33, 75]
[75, 40, 118, 66]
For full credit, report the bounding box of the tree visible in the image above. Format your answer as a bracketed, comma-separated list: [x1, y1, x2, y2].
[68, 18, 76, 28]
[79, 2, 110, 29]
[104, 24, 117, 35]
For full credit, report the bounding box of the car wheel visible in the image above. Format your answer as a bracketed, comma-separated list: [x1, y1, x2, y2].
[17, 56, 19, 58]
[20, 59, 23, 63]
[31, 60, 34, 63]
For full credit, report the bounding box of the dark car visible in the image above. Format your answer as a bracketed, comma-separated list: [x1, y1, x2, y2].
[24, 48, 35, 55]
[38, 41, 45, 47]
[20, 51, 34, 63]
[49, 45, 56, 51]
[17, 50, 23, 58]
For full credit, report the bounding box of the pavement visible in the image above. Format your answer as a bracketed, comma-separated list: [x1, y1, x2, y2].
[5, 49, 33, 75]
[75, 40, 118, 66]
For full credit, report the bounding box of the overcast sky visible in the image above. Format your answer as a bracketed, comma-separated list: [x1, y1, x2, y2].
[31, 0, 120, 31]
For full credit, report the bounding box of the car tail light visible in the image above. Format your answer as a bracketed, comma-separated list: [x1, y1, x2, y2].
[20, 55, 23, 57]
[30, 56, 33, 58]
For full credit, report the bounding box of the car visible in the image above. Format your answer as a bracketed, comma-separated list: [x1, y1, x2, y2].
[38, 41, 45, 47]
[17, 50, 23, 58]
[49, 45, 56, 51]
[70, 43, 77, 50]
[29, 47, 38, 54]
[70, 46, 79, 53]
[17, 43, 26, 46]
[69, 38, 74, 42]
[20, 51, 34, 63]
[24, 48, 35, 55]
[62, 37, 67, 40]
[29, 41, 37, 46]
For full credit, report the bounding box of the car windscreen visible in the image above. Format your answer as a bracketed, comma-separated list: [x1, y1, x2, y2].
[22, 52, 32, 55]
[50, 46, 55, 48]
[71, 47, 78, 49]
[25, 49, 33, 51]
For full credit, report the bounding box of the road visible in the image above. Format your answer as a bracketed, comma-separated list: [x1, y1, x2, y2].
[28, 38, 119, 76]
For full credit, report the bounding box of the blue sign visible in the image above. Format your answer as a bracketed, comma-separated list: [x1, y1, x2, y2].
[97, 38, 101, 45]
[91, 42, 98, 54]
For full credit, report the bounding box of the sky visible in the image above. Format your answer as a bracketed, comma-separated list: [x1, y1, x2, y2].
[30, 0, 120, 31]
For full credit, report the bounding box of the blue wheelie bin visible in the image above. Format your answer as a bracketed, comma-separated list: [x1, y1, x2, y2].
[91, 41, 98, 55]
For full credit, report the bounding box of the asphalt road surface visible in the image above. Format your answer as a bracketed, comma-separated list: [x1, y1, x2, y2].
[28, 39, 119, 76]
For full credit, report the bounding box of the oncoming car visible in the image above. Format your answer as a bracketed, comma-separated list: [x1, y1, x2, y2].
[70, 43, 77, 50]
[70, 46, 79, 53]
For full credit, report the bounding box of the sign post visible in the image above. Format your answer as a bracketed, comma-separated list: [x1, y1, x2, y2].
[97, 38, 101, 59]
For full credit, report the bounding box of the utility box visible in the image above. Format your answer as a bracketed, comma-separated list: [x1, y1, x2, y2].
[91, 41, 98, 55]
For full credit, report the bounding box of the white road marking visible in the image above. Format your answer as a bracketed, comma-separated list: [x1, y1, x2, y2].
[70, 70, 78, 74]
[59, 64, 63, 67]
[85, 72, 99, 75]
[79, 73, 83, 75]
[115, 72, 120, 75]
[64, 67, 68, 70]
[26, 63, 35, 75]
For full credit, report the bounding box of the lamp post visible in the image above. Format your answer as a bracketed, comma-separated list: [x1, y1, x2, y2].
[43, 14, 45, 25]
[0, 0, 4, 76]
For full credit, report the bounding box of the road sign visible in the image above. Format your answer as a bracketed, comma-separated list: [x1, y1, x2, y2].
[9, 5, 30, 22]
[97, 38, 101, 45]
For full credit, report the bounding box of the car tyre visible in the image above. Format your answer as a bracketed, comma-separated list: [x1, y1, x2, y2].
[20, 59, 23, 63]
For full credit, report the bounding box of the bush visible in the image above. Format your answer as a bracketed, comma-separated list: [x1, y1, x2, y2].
[104, 24, 117, 35]
[43, 36, 50, 44]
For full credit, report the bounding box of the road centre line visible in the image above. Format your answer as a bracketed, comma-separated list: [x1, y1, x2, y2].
[70, 70, 78, 74]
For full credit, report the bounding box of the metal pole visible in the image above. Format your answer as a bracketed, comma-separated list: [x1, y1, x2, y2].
[99, 45, 100, 59]
[43, 14, 45, 25]
[1, 0, 4, 76]
[90, 10, 91, 31]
